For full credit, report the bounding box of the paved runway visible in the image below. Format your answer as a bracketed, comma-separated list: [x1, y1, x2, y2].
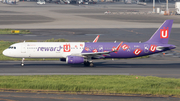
[0, 92, 179, 101]
[1, 2, 180, 29]
[1, 57, 180, 78]
[0, 28, 159, 42]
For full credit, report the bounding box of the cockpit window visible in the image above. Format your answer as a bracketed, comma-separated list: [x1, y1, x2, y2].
[8, 47, 13, 49]
[8, 46, 16, 49]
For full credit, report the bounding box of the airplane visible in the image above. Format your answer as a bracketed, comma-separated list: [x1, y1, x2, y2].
[2, 20, 176, 67]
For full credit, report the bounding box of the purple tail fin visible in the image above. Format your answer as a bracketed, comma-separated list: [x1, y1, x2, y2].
[145, 20, 173, 44]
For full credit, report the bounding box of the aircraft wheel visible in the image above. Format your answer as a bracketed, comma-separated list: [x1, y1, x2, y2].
[84, 61, 94, 67]
[84, 61, 90, 66]
[89, 62, 94, 67]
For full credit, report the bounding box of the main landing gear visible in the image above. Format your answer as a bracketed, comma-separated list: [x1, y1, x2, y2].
[21, 58, 25, 66]
[84, 61, 94, 67]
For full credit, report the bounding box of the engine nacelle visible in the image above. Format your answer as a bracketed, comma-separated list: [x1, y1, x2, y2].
[60, 58, 66, 62]
[66, 56, 84, 64]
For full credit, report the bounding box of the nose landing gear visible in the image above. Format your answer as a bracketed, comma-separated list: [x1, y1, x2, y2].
[21, 58, 25, 66]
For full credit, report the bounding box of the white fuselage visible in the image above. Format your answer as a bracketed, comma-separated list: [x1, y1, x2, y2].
[3, 42, 85, 58]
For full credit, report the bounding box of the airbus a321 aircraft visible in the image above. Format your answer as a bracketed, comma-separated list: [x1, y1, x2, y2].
[3, 20, 176, 67]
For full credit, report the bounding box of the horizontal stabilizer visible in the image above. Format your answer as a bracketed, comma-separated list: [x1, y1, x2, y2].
[156, 45, 176, 51]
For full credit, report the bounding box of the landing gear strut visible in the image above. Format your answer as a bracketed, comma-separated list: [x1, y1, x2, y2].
[21, 58, 25, 66]
[84, 61, 94, 67]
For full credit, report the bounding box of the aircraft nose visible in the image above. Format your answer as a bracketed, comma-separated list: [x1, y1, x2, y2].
[2, 49, 9, 56]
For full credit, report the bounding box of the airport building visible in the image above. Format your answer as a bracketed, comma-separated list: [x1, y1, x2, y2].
[1, 0, 180, 2]
[1, 0, 180, 6]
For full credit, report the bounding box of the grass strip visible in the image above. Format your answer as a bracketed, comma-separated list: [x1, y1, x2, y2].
[0, 29, 31, 34]
[0, 75, 180, 96]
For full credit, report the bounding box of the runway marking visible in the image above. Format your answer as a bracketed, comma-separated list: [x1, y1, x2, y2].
[0, 73, 130, 76]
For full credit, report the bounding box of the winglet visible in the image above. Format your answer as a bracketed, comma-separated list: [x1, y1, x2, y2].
[93, 35, 100, 43]
[114, 41, 123, 52]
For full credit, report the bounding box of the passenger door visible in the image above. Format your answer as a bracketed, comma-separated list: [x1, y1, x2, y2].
[21, 43, 26, 53]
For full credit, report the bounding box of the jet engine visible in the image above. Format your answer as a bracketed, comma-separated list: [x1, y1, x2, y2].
[66, 56, 84, 64]
[60, 58, 66, 62]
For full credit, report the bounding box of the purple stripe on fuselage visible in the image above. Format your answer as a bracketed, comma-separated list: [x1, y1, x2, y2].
[82, 42, 176, 58]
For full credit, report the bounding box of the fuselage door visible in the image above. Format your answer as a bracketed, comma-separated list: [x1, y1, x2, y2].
[21, 43, 26, 53]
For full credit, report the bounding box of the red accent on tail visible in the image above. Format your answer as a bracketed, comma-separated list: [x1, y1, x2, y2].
[160, 27, 169, 39]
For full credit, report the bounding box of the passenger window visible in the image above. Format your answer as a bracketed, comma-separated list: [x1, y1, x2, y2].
[14, 47, 16, 49]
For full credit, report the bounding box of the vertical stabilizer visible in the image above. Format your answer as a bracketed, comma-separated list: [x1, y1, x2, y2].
[145, 20, 173, 44]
